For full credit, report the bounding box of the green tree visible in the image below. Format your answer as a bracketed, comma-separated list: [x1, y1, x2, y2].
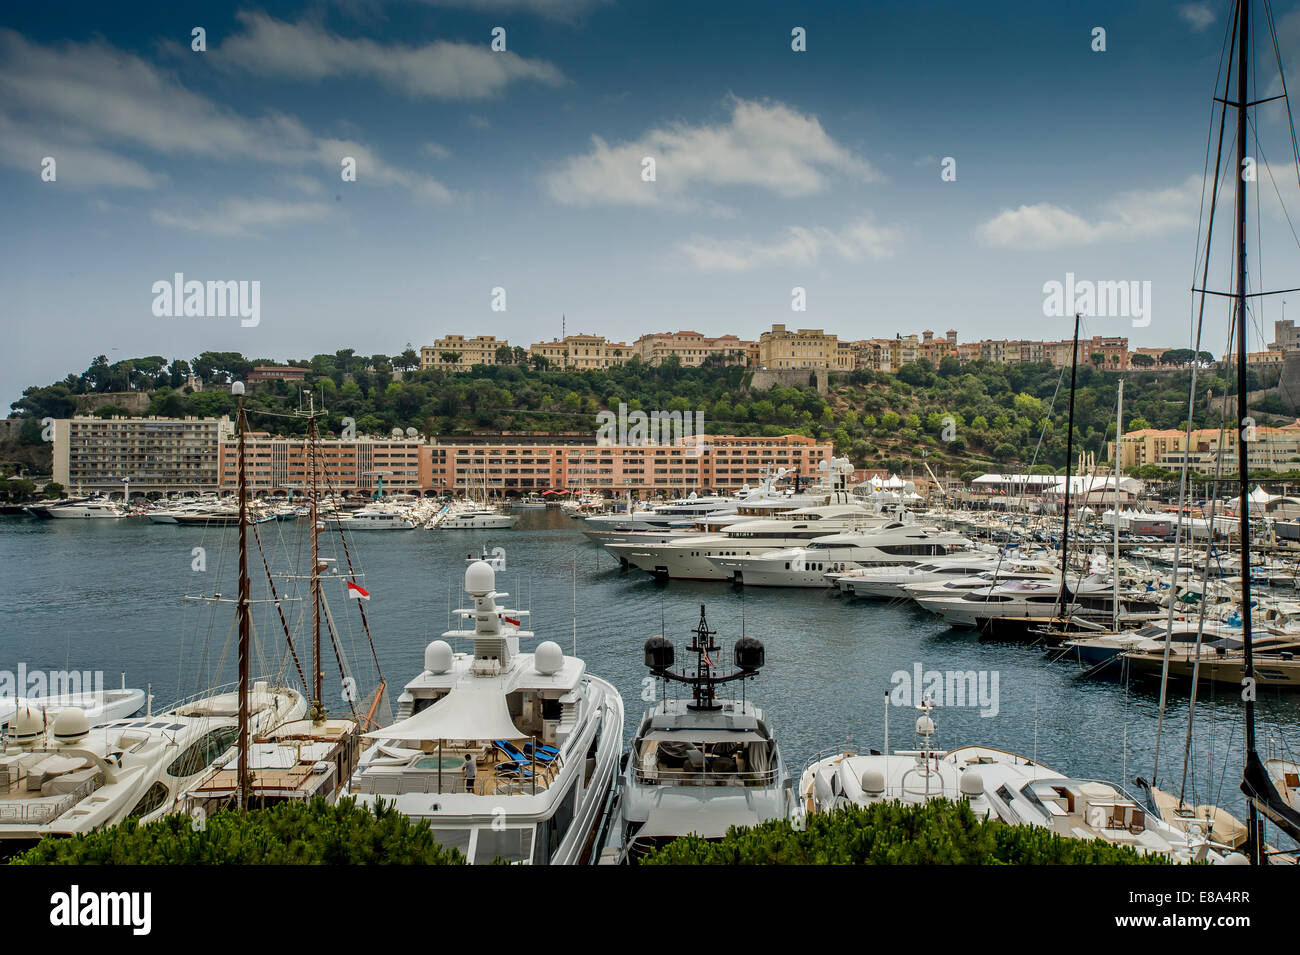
[644, 801, 1167, 865]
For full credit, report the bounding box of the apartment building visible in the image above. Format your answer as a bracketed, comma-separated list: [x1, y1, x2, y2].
[426, 433, 831, 494]
[52, 415, 234, 495]
[918, 330, 958, 365]
[419, 335, 508, 371]
[633, 331, 753, 366]
[218, 435, 428, 495]
[1116, 423, 1300, 475]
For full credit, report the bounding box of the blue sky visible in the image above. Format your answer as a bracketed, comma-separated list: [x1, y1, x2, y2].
[4, 0, 1300, 407]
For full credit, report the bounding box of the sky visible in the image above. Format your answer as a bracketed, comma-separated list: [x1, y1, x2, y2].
[5, 0, 1300, 408]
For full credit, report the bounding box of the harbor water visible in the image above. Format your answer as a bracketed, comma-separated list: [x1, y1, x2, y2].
[2, 508, 1296, 822]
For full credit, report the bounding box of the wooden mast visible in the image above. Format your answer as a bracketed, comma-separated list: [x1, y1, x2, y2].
[234, 380, 251, 811]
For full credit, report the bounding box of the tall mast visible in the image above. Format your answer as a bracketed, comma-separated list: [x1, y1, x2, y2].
[1233, 0, 1262, 864]
[307, 392, 323, 717]
[233, 381, 251, 811]
[1113, 378, 1123, 633]
[1056, 312, 1081, 620]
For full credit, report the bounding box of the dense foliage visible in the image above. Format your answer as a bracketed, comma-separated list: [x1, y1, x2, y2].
[644, 800, 1170, 865]
[5, 349, 1281, 479]
[10, 797, 466, 865]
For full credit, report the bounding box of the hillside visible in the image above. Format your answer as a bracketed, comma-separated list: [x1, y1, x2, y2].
[4, 350, 1266, 482]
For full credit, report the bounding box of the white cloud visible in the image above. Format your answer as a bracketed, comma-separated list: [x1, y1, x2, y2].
[423, 142, 451, 159]
[1179, 3, 1216, 31]
[0, 30, 454, 204]
[676, 219, 901, 272]
[216, 13, 565, 100]
[0, 114, 165, 188]
[975, 178, 1200, 249]
[151, 198, 334, 238]
[544, 97, 878, 209]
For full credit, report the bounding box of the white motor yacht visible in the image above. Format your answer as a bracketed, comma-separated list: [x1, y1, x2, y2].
[830, 551, 1001, 599]
[331, 504, 416, 531]
[943, 745, 1239, 862]
[607, 604, 795, 863]
[346, 560, 624, 865]
[709, 521, 975, 587]
[0, 681, 306, 850]
[800, 702, 995, 819]
[607, 503, 881, 581]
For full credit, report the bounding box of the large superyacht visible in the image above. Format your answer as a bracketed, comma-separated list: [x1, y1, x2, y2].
[708, 520, 975, 587]
[605, 605, 795, 863]
[346, 559, 624, 864]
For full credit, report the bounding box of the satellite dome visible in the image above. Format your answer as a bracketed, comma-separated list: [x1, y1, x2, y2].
[916, 714, 935, 737]
[464, 560, 495, 595]
[534, 641, 564, 675]
[959, 770, 984, 797]
[860, 769, 886, 796]
[643, 636, 674, 673]
[9, 705, 44, 746]
[52, 707, 90, 745]
[424, 640, 453, 674]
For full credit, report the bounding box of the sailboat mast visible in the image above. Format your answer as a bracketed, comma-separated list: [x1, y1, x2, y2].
[1113, 379, 1123, 633]
[1232, 0, 1262, 863]
[1056, 312, 1081, 620]
[308, 394, 323, 714]
[234, 381, 251, 811]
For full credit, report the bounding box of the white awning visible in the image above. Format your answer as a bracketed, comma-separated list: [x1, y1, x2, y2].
[364, 682, 527, 742]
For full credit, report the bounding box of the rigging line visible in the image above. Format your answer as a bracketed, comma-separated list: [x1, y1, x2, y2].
[250, 519, 308, 691]
[1263, 0, 1300, 192]
[1155, 22, 1236, 789]
[1246, 114, 1300, 251]
[1179, 393, 1231, 808]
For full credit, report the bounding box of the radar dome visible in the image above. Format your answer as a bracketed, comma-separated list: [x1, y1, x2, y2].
[425, 640, 453, 674]
[916, 714, 935, 737]
[464, 560, 495, 595]
[534, 641, 564, 675]
[860, 769, 886, 795]
[959, 770, 984, 797]
[52, 707, 90, 745]
[644, 636, 674, 673]
[9, 705, 43, 746]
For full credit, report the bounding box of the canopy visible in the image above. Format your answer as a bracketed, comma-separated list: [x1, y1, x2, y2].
[363, 682, 527, 742]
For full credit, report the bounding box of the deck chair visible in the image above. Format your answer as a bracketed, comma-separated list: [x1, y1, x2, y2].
[495, 760, 536, 779]
[524, 742, 560, 759]
[494, 740, 557, 765]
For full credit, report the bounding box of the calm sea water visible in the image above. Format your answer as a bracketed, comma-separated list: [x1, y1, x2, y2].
[2, 508, 1297, 824]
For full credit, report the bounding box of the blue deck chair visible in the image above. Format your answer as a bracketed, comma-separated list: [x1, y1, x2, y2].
[494, 739, 557, 765]
[524, 742, 560, 759]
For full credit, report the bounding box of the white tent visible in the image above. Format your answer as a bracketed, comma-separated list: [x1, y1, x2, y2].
[363, 681, 527, 742]
[884, 475, 904, 489]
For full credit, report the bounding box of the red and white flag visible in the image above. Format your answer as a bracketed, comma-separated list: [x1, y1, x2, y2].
[503, 615, 521, 626]
[346, 581, 370, 601]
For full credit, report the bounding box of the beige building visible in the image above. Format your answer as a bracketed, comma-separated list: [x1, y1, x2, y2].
[758, 325, 852, 370]
[633, 331, 753, 366]
[527, 333, 631, 370]
[1116, 423, 1300, 475]
[52, 415, 234, 496]
[220, 434, 427, 496]
[420, 335, 509, 371]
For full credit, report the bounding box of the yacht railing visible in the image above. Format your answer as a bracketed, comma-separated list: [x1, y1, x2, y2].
[800, 742, 873, 774]
[634, 764, 780, 787]
[0, 778, 97, 825]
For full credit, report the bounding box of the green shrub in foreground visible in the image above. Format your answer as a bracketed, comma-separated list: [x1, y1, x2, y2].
[10, 797, 466, 865]
[643, 800, 1170, 865]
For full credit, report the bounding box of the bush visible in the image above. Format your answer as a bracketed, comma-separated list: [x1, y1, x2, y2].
[643, 800, 1170, 865]
[11, 797, 466, 866]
